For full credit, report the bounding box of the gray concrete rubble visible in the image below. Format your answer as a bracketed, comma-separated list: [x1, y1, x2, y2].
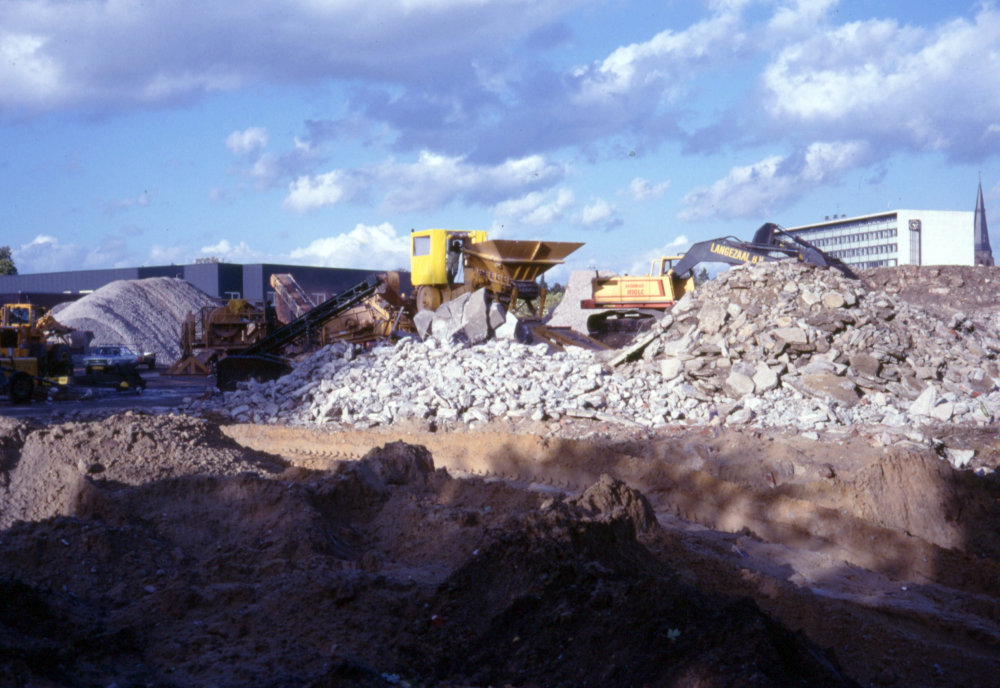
[421, 288, 507, 345]
[188, 260, 1000, 444]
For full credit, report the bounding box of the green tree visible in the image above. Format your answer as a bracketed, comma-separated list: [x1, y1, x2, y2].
[695, 267, 709, 286]
[0, 246, 17, 276]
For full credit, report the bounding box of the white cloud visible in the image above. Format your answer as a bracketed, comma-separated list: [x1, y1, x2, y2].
[626, 234, 690, 275]
[0, 33, 62, 106]
[282, 151, 567, 214]
[283, 171, 355, 212]
[288, 223, 409, 269]
[13, 235, 133, 273]
[106, 190, 155, 214]
[679, 140, 866, 221]
[761, 7, 1000, 159]
[146, 243, 189, 265]
[767, 0, 839, 39]
[0, 0, 583, 113]
[377, 151, 566, 214]
[491, 188, 575, 232]
[576, 2, 748, 104]
[580, 198, 617, 227]
[226, 127, 268, 155]
[197, 223, 410, 270]
[626, 177, 671, 202]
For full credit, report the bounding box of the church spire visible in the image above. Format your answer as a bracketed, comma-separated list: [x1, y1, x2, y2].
[975, 180, 995, 267]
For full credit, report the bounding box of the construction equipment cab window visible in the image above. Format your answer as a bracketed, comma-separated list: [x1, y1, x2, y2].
[410, 229, 488, 289]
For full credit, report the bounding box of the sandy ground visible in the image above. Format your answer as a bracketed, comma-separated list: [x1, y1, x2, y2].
[1, 411, 999, 687]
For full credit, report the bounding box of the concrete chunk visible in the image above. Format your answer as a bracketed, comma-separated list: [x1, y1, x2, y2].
[909, 385, 937, 417]
[724, 372, 756, 398]
[822, 292, 846, 309]
[773, 327, 808, 345]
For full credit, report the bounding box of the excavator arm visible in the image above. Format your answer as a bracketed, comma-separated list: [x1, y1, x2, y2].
[670, 223, 857, 279]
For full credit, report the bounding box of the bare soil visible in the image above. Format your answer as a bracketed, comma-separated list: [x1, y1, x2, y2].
[1, 413, 999, 687]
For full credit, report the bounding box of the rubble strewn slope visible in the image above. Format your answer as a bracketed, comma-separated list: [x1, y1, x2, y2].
[201, 260, 1000, 435]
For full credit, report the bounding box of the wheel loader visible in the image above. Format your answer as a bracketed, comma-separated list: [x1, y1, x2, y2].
[0, 303, 75, 402]
[583, 223, 856, 337]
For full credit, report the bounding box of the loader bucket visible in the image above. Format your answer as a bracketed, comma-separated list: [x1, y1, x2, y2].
[463, 240, 583, 282]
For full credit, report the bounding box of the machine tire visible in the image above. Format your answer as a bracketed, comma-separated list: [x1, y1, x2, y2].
[9, 373, 34, 404]
[85, 365, 93, 376]
[47, 344, 74, 376]
[147, 360, 155, 370]
[416, 285, 442, 313]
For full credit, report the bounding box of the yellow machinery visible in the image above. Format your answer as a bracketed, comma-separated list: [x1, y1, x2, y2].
[270, 274, 315, 325]
[410, 228, 582, 315]
[165, 299, 267, 375]
[319, 271, 416, 345]
[0, 304, 74, 373]
[584, 256, 694, 310]
[0, 303, 75, 402]
[269, 272, 416, 347]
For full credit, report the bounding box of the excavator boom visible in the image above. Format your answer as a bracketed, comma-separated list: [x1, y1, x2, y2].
[670, 223, 856, 279]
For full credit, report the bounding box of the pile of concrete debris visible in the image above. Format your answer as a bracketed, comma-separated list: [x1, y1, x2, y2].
[191, 260, 1000, 432]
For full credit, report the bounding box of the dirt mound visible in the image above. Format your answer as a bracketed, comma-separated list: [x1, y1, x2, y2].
[0, 578, 141, 687]
[431, 507, 856, 687]
[572, 472, 658, 532]
[0, 412, 286, 529]
[849, 450, 1000, 558]
[53, 277, 216, 361]
[0, 441, 857, 688]
[0, 418, 31, 488]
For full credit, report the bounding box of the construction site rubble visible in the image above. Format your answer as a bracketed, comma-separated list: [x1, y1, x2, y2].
[189, 260, 1000, 437]
[414, 288, 507, 344]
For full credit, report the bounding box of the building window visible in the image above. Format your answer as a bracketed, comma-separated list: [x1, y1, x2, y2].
[267, 291, 276, 305]
[313, 293, 326, 305]
[225, 291, 241, 299]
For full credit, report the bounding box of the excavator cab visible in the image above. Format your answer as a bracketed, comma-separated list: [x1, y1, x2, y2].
[650, 256, 683, 277]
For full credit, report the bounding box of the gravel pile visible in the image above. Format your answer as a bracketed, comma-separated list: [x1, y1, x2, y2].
[192, 260, 1000, 443]
[55, 277, 216, 361]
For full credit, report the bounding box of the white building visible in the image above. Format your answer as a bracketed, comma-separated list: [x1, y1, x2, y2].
[785, 209, 974, 269]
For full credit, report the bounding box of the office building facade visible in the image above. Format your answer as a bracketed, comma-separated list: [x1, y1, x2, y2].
[785, 184, 994, 269]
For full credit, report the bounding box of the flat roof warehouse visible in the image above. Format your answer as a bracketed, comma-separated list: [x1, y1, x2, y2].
[0, 262, 411, 306]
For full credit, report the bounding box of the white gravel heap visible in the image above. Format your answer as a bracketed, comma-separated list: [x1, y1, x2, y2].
[192, 260, 1000, 435]
[55, 277, 217, 361]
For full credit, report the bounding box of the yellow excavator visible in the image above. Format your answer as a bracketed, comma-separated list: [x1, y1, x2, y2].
[583, 223, 856, 337]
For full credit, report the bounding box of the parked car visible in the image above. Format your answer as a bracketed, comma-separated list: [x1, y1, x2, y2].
[137, 351, 157, 370]
[83, 346, 144, 374]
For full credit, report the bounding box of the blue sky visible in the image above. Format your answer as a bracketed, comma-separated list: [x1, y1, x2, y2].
[2, 0, 999, 284]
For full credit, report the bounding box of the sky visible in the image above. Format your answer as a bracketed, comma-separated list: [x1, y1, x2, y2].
[2, 0, 999, 284]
